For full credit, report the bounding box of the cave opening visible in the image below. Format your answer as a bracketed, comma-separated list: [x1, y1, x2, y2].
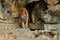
[24, 0, 48, 30]
[24, 0, 48, 23]
[25, 1, 40, 23]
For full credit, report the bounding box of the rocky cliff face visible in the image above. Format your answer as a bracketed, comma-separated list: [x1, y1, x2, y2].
[0, 0, 60, 40]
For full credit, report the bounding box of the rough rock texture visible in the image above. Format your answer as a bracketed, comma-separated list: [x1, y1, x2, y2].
[48, 6, 56, 11]
[0, 0, 60, 40]
[28, 0, 39, 3]
[29, 23, 44, 30]
[45, 0, 58, 5]
[46, 0, 60, 12]
[0, 11, 4, 19]
[48, 4, 60, 12]
[55, 4, 60, 11]
[0, 23, 59, 40]
[44, 24, 60, 30]
[0, 23, 35, 40]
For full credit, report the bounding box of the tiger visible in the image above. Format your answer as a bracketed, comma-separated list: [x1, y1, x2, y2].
[18, 7, 29, 28]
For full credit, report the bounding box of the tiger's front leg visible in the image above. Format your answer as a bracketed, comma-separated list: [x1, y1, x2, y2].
[22, 21, 25, 28]
[22, 13, 29, 28]
[25, 13, 29, 28]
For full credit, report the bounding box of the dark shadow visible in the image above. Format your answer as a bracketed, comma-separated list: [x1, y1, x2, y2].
[24, 0, 48, 30]
[24, 0, 48, 23]
[25, 1, 40, 23]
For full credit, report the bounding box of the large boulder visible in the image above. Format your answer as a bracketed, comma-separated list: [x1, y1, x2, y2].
[48, 5, 56, 12]
[55, 4, 60, 11]
[45, 0, 58, 5]
[0, 11, 4, 19]
[29, 22, 44, 30]
[48, 4, 60, 12]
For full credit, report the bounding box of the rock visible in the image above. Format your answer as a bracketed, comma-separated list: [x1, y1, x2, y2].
[0, 11, 4, 19]
[50, 35, 57, 40]
[48, 3, 60, 12]
[0, 24, 35, 40]
[15, 34, 34, 40]
[0, 34, 5, 39]
[12, 12, 18, 18]
[48, 6, 56, 12]
[35, 34, 51, 40]
[29, 23, 44, 30]
[33, 30, 40, 37]
[45, 0, 58, 5]
[28, 0, 39, 3]
[7, 28, 35, 40]
[15, 28, 35, 38]
[44, 24, 60, 30]
[35, 31, 58, 40]
[0, 24, 59, 40]
[55, 4, 60, 11]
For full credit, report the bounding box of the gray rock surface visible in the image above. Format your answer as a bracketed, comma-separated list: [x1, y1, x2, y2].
[0, 23, 59, 40]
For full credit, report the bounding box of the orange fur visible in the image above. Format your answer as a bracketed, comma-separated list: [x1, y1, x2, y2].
[18, 7, 29, 28]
